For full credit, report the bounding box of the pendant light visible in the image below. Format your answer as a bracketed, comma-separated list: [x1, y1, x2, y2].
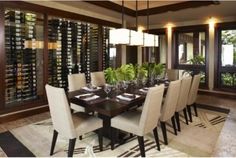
[130, 0, 144, 46]
[143, 0, 159, 47]
[109, 0, 130, 45]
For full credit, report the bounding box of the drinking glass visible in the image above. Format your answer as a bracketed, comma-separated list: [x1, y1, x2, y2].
[122, 81, 128, 92]
[104, 84, 111, 99]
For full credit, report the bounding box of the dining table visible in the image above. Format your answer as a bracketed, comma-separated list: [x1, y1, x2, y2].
[68, 81, 169, 145]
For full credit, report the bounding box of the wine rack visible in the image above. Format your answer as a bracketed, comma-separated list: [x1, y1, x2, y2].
[102, 26, 110, 69]
[5, 9, 39, 105]
[48, 18, 101, 88]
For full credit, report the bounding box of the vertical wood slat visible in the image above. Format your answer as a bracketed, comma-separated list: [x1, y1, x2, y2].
[43, 13, 48, 99]
[0, 4, 5, 110]
[98, 25, 103, 71]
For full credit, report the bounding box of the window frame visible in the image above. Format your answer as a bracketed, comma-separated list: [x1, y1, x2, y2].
[215, 22, 236, 92]
[173, 25, 209, 88]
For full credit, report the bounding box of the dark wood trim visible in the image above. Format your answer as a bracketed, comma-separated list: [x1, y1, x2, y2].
[0, 4, 5, 110]
[173, 24, 209, 87]
[85, 1, 136, 17]
[138, 1, 219, 16]
[98, 25, 103, 71]
[43, 13, 48, 100]
[149, 28, 166, 35]
[198, 89, 236, 100]
[196, 103, 230, 114]
[85, 1, 219, 17]
[0, 98, 47, 115]
[0, 106, 49, 123]
[2, 1, 121, 28]
[214, 22, 236, 91]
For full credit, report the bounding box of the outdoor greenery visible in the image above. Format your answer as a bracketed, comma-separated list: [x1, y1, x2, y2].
[221, 73, 236, 87]
[222, 30, 236, 65]
[104, 63, 165, 85]
[187, 55, 205, 65]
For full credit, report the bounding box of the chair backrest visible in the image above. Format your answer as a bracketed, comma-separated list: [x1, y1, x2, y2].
[176, 76, 192, 112]
[166, 69, 179, 81]
[91, 71, 106, 87]
[68, 73, 86, 92]
[139, 85, 165, 135]
[45, 84, 76, 139]
[160, 80, 181, 122]
[187, 74, 201, 105]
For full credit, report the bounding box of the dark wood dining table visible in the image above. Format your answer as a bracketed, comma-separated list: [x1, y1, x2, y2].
[68, 86, 147, 142]
[68, 82, 168, 143]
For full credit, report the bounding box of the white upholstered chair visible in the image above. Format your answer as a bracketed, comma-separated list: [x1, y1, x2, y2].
[166, 69, 179, 81]
[187, 74, 201, 122]
[175, 76, 192, 131]
[160, 80, 181, 145]
[45, 84, 103, 157]
[68, 73, 86, 112]
[90, 71, 106, 87]
[111, 85, 165, 157]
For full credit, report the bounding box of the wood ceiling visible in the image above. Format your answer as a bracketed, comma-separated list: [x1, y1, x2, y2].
[85, 1, 220, 17]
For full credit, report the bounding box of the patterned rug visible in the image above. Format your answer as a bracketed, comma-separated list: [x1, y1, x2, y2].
[0, 105, 229, 157]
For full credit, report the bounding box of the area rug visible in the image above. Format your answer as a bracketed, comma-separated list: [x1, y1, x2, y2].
[0, 105, 229, 157]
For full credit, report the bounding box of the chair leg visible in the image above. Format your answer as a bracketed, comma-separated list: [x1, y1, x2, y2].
[50, 130, 58, 156]
[137, 136, 145, 157]
[193, 103, 198, 117]
[175, 112, 181, 132]
[187, 105, 193, 122]
[183, 108, 189, 125]
[160, 121, 168, 145]
[79, 136, 82, 140]
[153, 127, 160, 151]
[110, 128, 115, 150]
[98, 129, 103, 151]
[68, 138, 76, 157]
[171, 116, 177, 135]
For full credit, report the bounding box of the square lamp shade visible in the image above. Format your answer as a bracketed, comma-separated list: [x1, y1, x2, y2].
[154, 35, 159, 47]
[130, 30, 144, 46]
[143, 33, 155, 47]
[109, 28, 130, 45]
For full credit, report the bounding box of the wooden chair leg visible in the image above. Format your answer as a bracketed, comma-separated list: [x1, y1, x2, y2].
[160, 121, 168, 145]
[171, 116, 177, 135]
[68, 138, 76, 157]
[98, 129, 103, 151]
[187, 105, 193, 122]
[50, 130, 58, 156]
[137, 136, 145, 157]
[183, 108, 189, 125]
[153, 127, 160, 151]
[175, 112, 181, 132]
[193, 103, 198, 117]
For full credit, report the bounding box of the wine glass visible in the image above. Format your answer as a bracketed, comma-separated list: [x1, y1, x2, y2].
[104, 84, 111, 99]
[122, 81, 128, 92]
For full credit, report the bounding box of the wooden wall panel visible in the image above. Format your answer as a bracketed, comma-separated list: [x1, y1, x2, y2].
[0, 4, 5, 110]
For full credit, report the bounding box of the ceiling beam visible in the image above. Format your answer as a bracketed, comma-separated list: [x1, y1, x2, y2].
[137, 1, 220, 16]
[85, 1, 219, 17]
[85, 1, 136, 17]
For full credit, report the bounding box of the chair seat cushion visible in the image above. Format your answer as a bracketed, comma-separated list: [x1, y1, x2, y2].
[111, 110, 142, 136]
[72, 112, 103, 136]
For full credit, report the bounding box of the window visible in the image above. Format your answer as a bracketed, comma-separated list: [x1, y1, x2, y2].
[174, 26, 208, 87]
[216, 25, 236, 91]
[142, 30, 167, 65]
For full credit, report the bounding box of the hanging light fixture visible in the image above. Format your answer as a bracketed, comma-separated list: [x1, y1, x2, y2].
[143, 0, 158, 47]
[109, 0, 130, 45]
[130, 0, 144, 46]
